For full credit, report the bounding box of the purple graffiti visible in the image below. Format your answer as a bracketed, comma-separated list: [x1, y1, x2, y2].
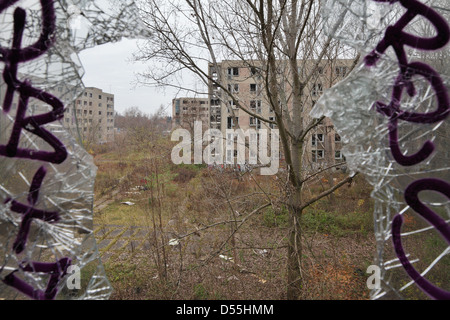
[375, 61, 449, 166]
[2, 258, 71, 300]
[0, 0, 71, 299]
[4, 166, 60, 254]
[392, 179, 450, 300]
[0, 1, 67, 164]
[365, 0, 450, 299]
[365, 0, 450, 69]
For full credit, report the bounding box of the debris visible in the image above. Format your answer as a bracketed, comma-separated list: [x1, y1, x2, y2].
[227, 275, 239, 282]
[169, 239, 180, 246]
[252, 274, 267, 284]
[238, 267, 255, 275]
[168, 219, 177, 226]
[219, 254, 233, 262]
[121, 201, 135, 206]
[253, 249, 269, 257]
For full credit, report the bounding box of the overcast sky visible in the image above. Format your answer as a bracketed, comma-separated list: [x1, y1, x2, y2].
[78, 38, 177, 117]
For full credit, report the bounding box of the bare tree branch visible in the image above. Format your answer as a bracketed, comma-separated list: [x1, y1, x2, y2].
[299, 173, 359, 212]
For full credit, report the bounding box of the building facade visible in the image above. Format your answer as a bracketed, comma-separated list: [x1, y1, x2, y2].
[0, 74, 115, 149]
[207, 59, 352, 169]
[172, 97, 210, 133]
[64, 87, 115, 144]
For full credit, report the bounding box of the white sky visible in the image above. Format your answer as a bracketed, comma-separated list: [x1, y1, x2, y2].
[78, 38, 177, 117]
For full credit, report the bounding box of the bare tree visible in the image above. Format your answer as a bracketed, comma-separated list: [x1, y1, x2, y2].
[135, 0, 359, 299]
[115, 106, 170, 151]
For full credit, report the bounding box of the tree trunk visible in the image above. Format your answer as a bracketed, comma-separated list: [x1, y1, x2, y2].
[326, 131, 335, 205]
[287, 187, 303, 300]
[286, 137, 304, 300]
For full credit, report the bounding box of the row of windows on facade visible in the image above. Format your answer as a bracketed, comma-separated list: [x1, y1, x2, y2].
[64, 117, 114, 124]
[76, 100, 113, 108]
[226, 116, 277, 129]
[7, 103, 114, 130]
[187, 98, 268, 113]
[224, 118, 343, 145]
[224, 82, 324, 98]
[181, 99, 208, 105]
[6, 99, 113, 111]
[179, 106, 209, 112]
[7, 103, 114, 121]
[225, 65, 348, 78]
[226, 99, 271, 112]
[65, 108, 114, 117]
[312, 66, 348, 77]
[225, 83, 263, 94]
[222, 150, 344, 162]
[217, 137, 343, 162]
[70, 125, 115, 132]
[9, 86, 112, 102]
[8, 103, 74, 112]
[80, 91, 114, 101]
[312, 133, 341, 145]
[312, 149, 345, 161]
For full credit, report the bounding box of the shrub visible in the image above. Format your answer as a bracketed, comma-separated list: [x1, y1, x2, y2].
[193, 283, 209, 300]
[173, 167, 197, 183]
[302, 209, 373, 237]
[263, 206, 289, 228]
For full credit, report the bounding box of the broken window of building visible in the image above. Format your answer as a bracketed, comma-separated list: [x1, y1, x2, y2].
[312, 150, 324, 162]
[335, 133, 341, 142]
[335, 66, 347, 77]
[312, 83, 323, 97]
[312, 133, 324, 146]
[227, 67, 239, 77]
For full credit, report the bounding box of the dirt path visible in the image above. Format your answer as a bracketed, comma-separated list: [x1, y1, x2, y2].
[93, 171, 142, 263]
[93, 224, 153, 263]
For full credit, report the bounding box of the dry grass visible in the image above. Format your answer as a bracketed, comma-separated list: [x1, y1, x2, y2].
[91, 140, 379, 300]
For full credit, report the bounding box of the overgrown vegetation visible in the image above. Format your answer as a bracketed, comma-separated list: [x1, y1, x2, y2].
[90, 106, 448, 301]
[91, 115, 378, 300]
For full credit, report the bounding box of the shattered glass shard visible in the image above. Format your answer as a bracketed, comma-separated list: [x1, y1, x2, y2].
[0, 0, 150, 300]
[314, 0, 450, 300]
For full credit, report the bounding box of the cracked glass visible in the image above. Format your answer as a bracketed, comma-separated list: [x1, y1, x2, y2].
[313, 0, 450, 299]
[0, 0, 149, 300]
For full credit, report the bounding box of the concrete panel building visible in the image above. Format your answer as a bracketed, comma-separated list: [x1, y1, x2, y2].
[172, 97, 210, 134]
[207, 59, 352, 169]
[64, 87, 115, 144]
[0, 73, 115, 150]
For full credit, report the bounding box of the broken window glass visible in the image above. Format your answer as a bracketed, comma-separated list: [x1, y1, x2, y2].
[0, 0, 150, 300]
[313, 0, 450, 300]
